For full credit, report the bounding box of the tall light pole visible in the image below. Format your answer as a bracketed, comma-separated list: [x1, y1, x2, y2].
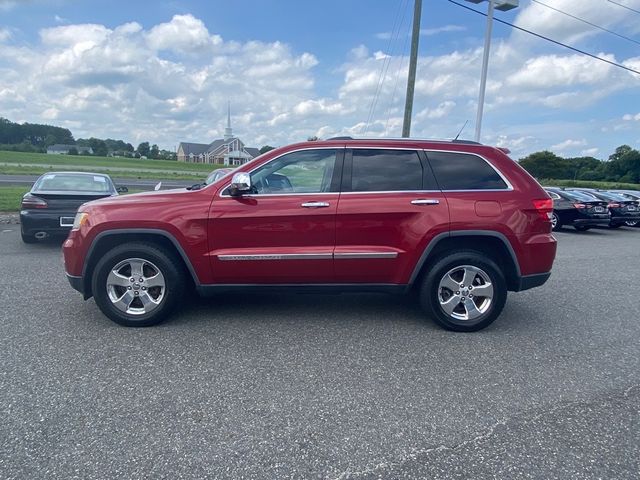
[402, 0, 423, 138]
[465, 0, 519, 142]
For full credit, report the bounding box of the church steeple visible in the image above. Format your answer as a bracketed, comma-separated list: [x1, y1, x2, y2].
[224, 101, 233, 141]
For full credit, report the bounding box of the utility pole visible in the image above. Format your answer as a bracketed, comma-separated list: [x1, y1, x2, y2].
[475, 0, 495, 142]
[402, 0, 422, 138]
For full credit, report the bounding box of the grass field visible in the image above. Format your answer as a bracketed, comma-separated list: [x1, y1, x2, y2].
[0, 186, 143, 213]
[0, 150, 223, 180]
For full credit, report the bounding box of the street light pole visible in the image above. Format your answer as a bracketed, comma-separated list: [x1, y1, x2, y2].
[402, 0, 423, 138]
[475, 0, 495, 143]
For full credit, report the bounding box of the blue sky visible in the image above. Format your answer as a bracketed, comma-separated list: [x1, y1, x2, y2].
[1, 0, 640, 158]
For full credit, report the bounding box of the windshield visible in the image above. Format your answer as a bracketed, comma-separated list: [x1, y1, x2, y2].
[34, 173, 114, 193]
[205, 168, 235, 185]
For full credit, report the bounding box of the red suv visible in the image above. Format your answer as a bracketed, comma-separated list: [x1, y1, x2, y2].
[63, 138, 556, 331]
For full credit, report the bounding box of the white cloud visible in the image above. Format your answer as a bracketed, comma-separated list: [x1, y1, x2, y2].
[581, 147, 599, 156]
[551, 139, 587, 151]
[377, 24, 465, 40]
[0, 28, 10, 42]
[623, 113, 640, 121]
[146, 14, 221, 53]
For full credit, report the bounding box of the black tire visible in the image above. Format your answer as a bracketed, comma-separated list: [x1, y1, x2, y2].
[91, 242, 186, 327]
[609, 223, 622, 229]
[419, 250, 507, 332]
[625, 220, 639, 227]
[20, 230, 37, 244]
[551, 212, 562, 231]
[574, 225, 590, 231]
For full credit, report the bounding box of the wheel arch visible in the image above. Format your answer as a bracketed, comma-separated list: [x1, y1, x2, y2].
[409, 231, 521, 291]
[82, 229, 199, 299]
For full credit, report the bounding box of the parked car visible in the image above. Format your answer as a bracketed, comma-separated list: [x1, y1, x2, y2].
[544, 187, 609, 231]
[20, 172, 125, 243]
[569, 189, 640, 228]
[609, 190, 640, 226]
[205, 167, 235, 185]
[62, 138, 556, 332]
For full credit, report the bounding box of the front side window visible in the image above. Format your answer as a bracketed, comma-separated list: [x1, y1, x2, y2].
[427, 151, 508, 190]
[249, 149, 337, 194]
[350, 149, 423, 192]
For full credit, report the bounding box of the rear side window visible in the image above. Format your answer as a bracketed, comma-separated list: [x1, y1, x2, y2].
[350, 149, 423, 192]
[427, 151, 508, 190]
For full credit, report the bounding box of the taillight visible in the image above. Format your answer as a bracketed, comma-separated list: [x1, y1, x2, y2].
[608, 202, 620, 209]
[21, 193, 48, 209]
[532, 198, 553, 220]
[573, 203, 587, 209]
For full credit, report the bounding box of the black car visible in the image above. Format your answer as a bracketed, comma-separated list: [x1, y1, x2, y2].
[20, 172, 126, 243]
[610, 190, 640, 227]
[569, 189, 640, 228]
[545, 188, 610, 231]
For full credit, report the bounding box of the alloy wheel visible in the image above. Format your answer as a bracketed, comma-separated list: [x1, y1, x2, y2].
[437, 265, 493, 321]
[106, 258, 166, 315]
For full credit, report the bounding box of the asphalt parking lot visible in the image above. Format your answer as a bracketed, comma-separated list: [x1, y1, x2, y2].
[1, 227, 639, 479]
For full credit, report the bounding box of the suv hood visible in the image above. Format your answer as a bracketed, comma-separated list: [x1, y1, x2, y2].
[81, 188, 198, 209]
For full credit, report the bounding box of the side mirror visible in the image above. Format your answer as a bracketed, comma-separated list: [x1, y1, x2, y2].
[116, 186, 129, 193]
[229, 172, 252, 197]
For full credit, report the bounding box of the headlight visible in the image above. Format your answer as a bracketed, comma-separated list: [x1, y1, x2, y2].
[72, 212, 89, 230]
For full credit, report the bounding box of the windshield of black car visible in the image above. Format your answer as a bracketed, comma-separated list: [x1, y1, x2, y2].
[34, 173, 113, 193]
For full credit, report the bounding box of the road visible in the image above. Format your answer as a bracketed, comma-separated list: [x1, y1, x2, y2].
[0, 174, 195, 190]
[0, 227, 638, 479]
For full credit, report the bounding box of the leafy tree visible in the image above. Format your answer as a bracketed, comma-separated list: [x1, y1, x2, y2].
[68, 147, 78, 155]
[149, 144, 160, 159]
[259, 145, 275, 154]
[518, 151, 569, 179]
[88, 137, 108, 156]
[137, 142, 150, 157]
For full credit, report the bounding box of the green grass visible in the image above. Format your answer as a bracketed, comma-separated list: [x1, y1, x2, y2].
[0, 150, 213, 173]
[0, 165, 205, 181]
[0, 186, 29, 212]
[0, 186, 144, 213]
[538, 179, 640, 191]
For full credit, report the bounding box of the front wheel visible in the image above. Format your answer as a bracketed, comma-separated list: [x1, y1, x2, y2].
[91, 242, 186, 327]
[419, 251, 507, 332]
[624, 220, 639, 227]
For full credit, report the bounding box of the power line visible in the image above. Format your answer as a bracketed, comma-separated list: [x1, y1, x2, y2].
[531, 0, 640, 46]
[364, 0, 410, 134]
[448, 0, 640, 76]
[607, 0, 640, 15]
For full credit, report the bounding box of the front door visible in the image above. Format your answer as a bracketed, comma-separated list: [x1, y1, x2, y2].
[208, 148, 343, 284]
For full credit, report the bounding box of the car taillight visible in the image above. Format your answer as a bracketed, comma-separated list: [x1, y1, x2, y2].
[608, 202, 620, 208]
[573, 203, 587, 209]
[21, 193, 48, 209]
[532, 198, 553, 220]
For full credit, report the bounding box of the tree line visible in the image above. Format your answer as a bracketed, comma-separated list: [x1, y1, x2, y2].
[518, 146, 640, 184]
[0, 117, 175, 160]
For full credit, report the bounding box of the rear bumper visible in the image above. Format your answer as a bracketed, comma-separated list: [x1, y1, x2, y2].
[610, 215, 640, 225]
[66, 272, 84, 295]
[515, 272, 551, 292]
[571, 218, 610, 227]
[20, 210, 75, 236]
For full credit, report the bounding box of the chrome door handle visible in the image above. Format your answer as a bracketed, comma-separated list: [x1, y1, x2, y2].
[411, 199, 440, 205]
[301, 201, 330, 208]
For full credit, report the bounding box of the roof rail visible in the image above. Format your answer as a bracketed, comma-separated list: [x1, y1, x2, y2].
[323, 136, 482, 145]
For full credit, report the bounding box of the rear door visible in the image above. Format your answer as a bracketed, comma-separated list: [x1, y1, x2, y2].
[334, 148, 449, 284]
[208, 148, 343, 284]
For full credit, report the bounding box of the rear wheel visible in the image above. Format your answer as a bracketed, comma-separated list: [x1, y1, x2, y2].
[419, 250, 507, 332]
[550, 212, 561, 231]
[609, 223, 622, 229]
[574, 225, 590, 231]
[91, 242, 186, 327]
[624, 220, 638, 227]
